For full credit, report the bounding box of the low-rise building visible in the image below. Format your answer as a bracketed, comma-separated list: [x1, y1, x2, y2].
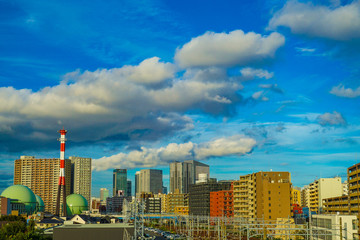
[312, 214, 358, 240]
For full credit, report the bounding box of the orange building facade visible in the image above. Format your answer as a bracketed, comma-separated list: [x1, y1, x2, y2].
[210, 187, 234, 218]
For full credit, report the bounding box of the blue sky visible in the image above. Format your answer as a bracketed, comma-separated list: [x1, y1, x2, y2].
[0, 0, 359, 197]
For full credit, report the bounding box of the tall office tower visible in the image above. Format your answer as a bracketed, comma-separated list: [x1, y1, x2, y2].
[233, 172, 291, 221]
[14, 156, 71, 214]
[137, 169, 163, 195]
[113, 169, 127, 196]
[135, 171, 140, 196]
[100, 188, 109, 204]
[302, 177, 342, 213]
[170, 160, 209, 194]
[126, 180, 132, 197]
[69, 156, 92, 205]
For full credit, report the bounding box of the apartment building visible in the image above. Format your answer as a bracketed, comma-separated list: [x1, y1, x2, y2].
[210, 189, 234, 217]
[348, 163, 360, 215]
[14, 156, 72, 214]
[233, 171, 291, 221]
[323, 195, 348, 214]
[304, 177, 343, 213]
[164, 189, 189, 213]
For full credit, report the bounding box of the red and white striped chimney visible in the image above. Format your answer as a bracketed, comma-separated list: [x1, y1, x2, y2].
[55, 128, 67, 216]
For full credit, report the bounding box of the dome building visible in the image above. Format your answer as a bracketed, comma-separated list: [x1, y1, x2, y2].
[1, 185, 38, 215]
[35, 194, 45, 212]
[66, 194, 88, 215]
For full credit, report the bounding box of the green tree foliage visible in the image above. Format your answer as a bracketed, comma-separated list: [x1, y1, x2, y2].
[0, 218, 50, 240]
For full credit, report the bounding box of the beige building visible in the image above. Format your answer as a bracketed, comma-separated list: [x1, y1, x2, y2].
[233, 171, 291, 221]
[303, 177, 343, 213]
[14, 156, 71, 214]
[136, 169, 163, 196]
[323, 195, 348, 214]
[164, 189, 189, 213]
[69, 157, 92, 206]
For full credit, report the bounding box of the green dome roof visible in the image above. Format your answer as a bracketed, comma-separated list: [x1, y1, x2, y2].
[35, 194, 45, 212]
[66, 194, 88, 215]
[1, 185, 37, 214]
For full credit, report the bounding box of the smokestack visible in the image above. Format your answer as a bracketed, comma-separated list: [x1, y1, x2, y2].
[55, 128, 67, 216]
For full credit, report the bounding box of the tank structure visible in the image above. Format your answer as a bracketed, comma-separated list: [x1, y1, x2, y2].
[66, 193, 89, 215]
[1, 185, 38, 215]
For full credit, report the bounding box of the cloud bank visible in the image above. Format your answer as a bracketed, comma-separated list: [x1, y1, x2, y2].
[175, 30, 285, 68]
[93, 135, 256, 171]
[269, 1, 360, 41]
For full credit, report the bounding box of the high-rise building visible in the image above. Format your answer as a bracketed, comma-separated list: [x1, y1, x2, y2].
[100, 188, 109, 204]
[137, 169, 163, 196]
[170, 160, 209, 194]
[302, 177, 342, 213]
[135, 171, 140, 195]
[127, 180, 132, 197]
[113, 169, 127, 197]
[233, 171, 291, 221]
[69, 156, 92, 205]
[14, 156, 71, 214]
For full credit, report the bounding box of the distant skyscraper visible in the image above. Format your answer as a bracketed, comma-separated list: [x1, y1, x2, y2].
[14, 156, 71, 214]
[170, 160, 209, 193]
[100, 188, 109, 204]
[69, 156, 92, 205]
[127, 180, 132, 197]
[113, 169, 127, 196]
[135, 171, 140, 195]
[137, 169, 163, 196]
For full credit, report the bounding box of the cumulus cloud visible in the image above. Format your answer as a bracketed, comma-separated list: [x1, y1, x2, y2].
[93, 135, 256, 171]
[240, 68, 274, 80]
[330, 84, 360, 98]
[317, 111, 347, 127]
[268, 1, 360, 41]
[0, 58, 245, 151]
[175, 30, 285, 68]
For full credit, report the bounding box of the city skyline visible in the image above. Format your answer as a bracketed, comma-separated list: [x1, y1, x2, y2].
[0, 0, 359, 197]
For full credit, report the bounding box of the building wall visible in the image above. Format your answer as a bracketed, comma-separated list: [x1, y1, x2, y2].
[100, 188, 109, 204]
[348, 163, 360, 215]
[14, 156, 71, 214]
[323, 195, 348, 214]
[69, 156, 91, 205]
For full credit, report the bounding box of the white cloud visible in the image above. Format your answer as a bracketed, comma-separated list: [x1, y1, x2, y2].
[120, 57, 176, 84]
[317, 111, 347, 126]
[330, 84, 360, 98]
[175, 30, 285, 68]
[93, 135, 256, 171]
[0, 58, 243, 146]
[240, 68, 274, 80]
[268, 1, 360, 41]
